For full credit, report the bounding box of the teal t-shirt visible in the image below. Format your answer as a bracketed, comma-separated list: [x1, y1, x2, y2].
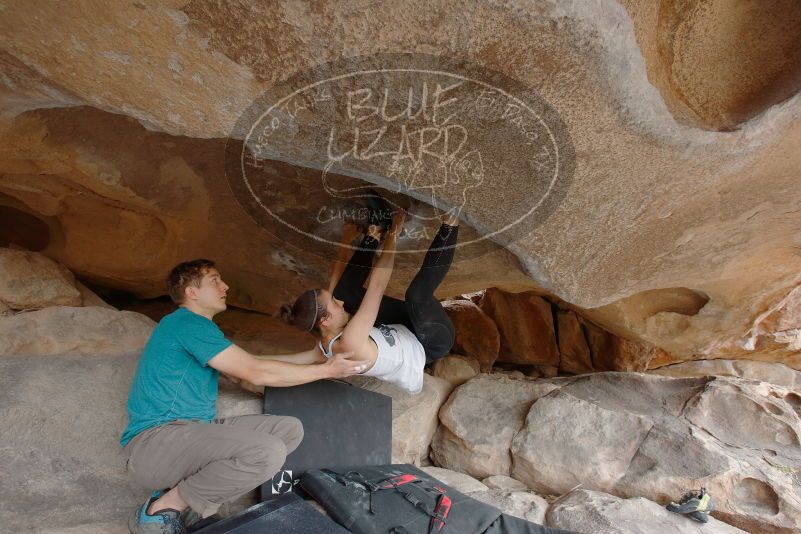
[120, 307, 233, 447]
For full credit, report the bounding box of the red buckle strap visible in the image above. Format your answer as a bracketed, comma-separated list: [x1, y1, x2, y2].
[429, 493, 452, 533]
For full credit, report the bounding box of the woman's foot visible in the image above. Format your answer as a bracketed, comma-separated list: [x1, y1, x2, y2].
[341, 221, 363, 244]
[442, 209, 460, 227]
[365, 189, 393, 234]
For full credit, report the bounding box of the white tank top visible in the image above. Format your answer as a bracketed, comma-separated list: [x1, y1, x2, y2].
[318, 324, 425, 394]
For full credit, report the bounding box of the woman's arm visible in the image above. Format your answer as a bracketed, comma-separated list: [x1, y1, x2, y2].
[339, 211, 405, 350]
[328, 221, 363, 293]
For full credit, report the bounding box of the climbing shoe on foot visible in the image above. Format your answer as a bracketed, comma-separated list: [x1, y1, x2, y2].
[666, 487, 714, 522]
[183, 508, 223, 533]
[365, 189, 393, 235]
[128, 490, 186, 534]
[688, 510, 710, 523]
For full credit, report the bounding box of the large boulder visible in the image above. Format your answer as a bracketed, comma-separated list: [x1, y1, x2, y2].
[482, 475, 529, 492]
[556, 309, 593, 375]
[0, 351, 266, 532]
[473, 491, 550, 526]
[0, 247, 81, 310]
[345, 374, 452, 465]
[421, 467, 550, 526]
[430, 374, 559, 478]
[546, 489, 747, 534]
[0, 352, 141, 532]
[76, 281, 117, 309]
[511, 389, 654, 494]
[433, 372, 801, 533]
[650, 358, 801, 390]
[443, 299, 500, 371]
[216, 375, 263, 418]
[579, 317, 656, 372]
[0, 306, 155, 356]
[432, 354, 481, 387]
[479, 289, 559, 367]
[419, 466, 489, 494]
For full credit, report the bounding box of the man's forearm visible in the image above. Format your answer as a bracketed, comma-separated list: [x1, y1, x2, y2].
[255, 349, 320, 365]
[251, 359, 331, 387]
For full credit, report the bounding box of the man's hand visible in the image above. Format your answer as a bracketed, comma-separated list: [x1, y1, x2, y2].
[324, 351, 367, 378]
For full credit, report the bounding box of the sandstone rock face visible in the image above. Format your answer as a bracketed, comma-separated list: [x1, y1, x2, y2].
[346, 374, 452, 465]
[419, 467, 550, 526]
[216, 308, 315, 356]
[579, 317, 656, 372]
[736, 284, 801, 368]
[620, 0, 801, 132]
[511, 389, 654, 494]
[0, 351, 265, 532]
[432, 354, 480, 387]
[443, 299, 500, 371]
[76, 281, 116, 309]
[431, 374, 559, 478]
[482, 475, 528, 492]
[216, 375, 263, 418]
[433, 372, 801, 533]
[480, 289, 559, 367]
[1, 1, 801, 369]
[472, 490, 549, 525]
[419, 466, 489, 494]
[546, 489, 748, 534]
[650, 359, 801, 390]
[0, 247, 81, 309]
[0, 306, 155, 356]
[0, 352, 141, 532]
[556, 310, 593, 375]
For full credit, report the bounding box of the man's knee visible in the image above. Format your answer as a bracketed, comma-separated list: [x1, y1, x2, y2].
[283, 416, 304, 453]
[247, 437, 288, 478]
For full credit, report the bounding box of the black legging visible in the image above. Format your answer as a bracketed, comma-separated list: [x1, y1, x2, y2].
[333, 224, 458, 363]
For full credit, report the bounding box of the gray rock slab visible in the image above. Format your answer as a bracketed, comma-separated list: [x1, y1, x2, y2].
[546, 489, 747, 534]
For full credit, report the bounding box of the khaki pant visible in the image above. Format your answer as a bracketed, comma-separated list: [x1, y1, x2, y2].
[124, 414, 303, 517]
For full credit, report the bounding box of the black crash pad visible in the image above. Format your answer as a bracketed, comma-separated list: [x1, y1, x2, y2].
[259, 379, 392, 500]
[188, 492, 348, 533]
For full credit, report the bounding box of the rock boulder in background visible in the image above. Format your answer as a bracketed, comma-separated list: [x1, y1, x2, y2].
[0, 247, 81, 310]
[432, 372, 801, 533]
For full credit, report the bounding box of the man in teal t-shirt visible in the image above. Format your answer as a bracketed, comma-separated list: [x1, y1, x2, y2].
[124, 259, 362, 534]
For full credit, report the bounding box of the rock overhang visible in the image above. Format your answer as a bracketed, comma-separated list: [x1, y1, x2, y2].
[0, 0, 800, 363]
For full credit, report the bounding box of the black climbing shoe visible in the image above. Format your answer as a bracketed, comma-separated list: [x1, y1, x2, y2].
[666, 487, 714, 523]
[183, 509, 222, 533]
[365, 189, 393, 235]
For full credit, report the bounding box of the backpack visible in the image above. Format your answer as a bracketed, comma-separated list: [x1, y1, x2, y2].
[301, 464, 577, 534]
